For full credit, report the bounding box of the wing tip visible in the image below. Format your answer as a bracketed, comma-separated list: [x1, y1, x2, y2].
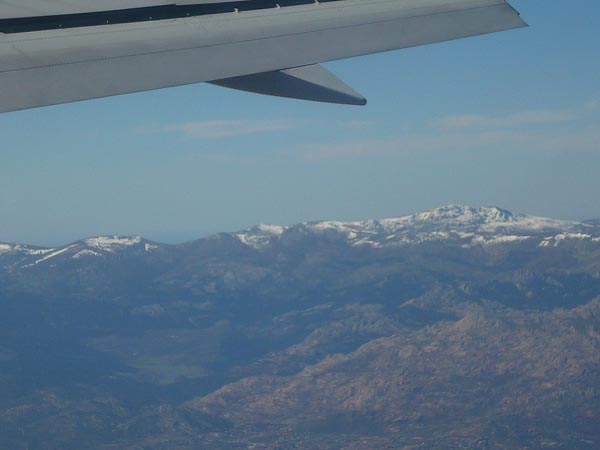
[505, 1, 529, 29]
[341, 95, 367, 107]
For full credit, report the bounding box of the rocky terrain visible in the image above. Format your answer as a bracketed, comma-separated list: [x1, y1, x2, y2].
[1, 206, 599, 449]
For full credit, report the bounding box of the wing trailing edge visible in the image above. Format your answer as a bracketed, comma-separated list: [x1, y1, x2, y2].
[210, 65, 366, 106]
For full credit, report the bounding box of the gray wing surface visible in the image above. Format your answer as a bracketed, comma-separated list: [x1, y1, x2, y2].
[0, 0, 527, 113]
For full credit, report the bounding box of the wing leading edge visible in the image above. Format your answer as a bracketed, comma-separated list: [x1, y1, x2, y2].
[0, 0, 527, 113]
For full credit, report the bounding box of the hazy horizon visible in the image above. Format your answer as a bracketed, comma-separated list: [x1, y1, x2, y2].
[2, 203, 599, 248]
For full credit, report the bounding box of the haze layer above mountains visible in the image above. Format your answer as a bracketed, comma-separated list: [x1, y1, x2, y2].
[1, 206, 599, 449]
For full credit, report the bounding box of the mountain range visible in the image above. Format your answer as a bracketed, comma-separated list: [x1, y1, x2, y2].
[2, 205, 599, 263]
[1, 206, 599, 449]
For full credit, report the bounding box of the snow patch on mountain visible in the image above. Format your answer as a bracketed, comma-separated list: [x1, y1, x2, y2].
[144, 243, 158, 252]
[24, 245, 78, 268]
[26, 248, 55, 256]
[0, 243, 14, 254]
[236, 225, 287, 250]
[256, 224, 286, 235]
[85, 236, 143, 252]
[308, 219, 383, 235]
[471, 235, 532, 246]
[539, 233, 600, 248]
[0, 243, 54, 256]
[73, 249, 102, 259]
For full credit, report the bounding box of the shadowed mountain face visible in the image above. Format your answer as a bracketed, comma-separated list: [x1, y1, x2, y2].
[1, 206, 599, 449]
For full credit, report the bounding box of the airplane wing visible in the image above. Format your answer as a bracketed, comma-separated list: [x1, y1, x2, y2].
[0, 0, 240, 18]
[0, 0, 527, 113]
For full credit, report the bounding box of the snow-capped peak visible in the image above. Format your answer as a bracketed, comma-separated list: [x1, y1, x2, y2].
[0, 236, 153, 270]
[380, 205, 579, 234]
[398, 205, 516, 227]
[233, 206, 596, 250]
[84, 236, 143, 252]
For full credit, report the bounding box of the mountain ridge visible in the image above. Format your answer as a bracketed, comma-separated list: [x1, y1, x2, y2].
[2, 206, 598, 262]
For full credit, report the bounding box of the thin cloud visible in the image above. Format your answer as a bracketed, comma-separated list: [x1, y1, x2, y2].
[294, 101, 597, 159]
[433, 109, 577, 131]
[164, 119, 296, 139]
[584, 100, 599, 111]
[342, 120, 375, 130]
[300, 125, 600, 160]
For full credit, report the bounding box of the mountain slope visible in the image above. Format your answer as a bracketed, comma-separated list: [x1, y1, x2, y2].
[0, 206, 599, 449]
[189, 296, 600, 449]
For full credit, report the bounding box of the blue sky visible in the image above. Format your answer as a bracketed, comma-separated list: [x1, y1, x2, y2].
[1, 0, 599, 245]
